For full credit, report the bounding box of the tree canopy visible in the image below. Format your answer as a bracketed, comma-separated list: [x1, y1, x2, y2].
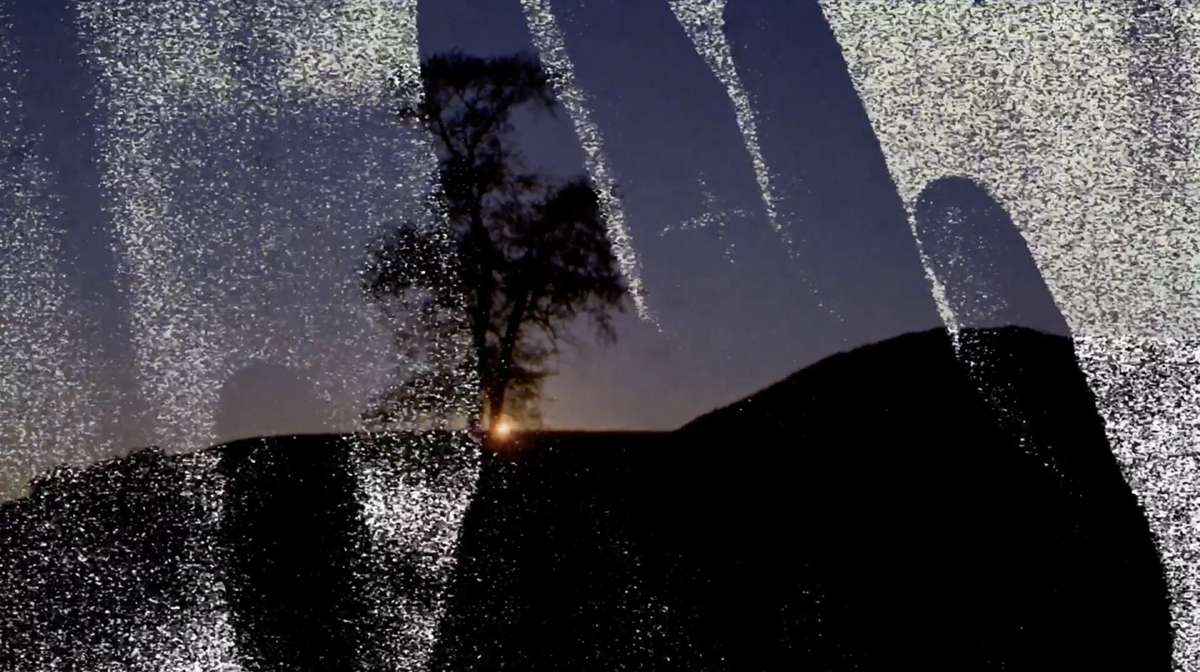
[361, 50, 626, 431]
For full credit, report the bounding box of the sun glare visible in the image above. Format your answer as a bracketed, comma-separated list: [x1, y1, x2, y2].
[493, 419, 513, 439]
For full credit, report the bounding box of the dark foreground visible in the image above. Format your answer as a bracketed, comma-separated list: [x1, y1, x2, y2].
[0, 327, 1174, 671]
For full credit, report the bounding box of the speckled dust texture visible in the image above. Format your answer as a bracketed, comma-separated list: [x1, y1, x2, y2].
[519, 0, 654, 323]
[75, 0, 431, 455]
[667, 0, 844, 324]
[667, 0, 784, 243]
[661, 173, 749, 264]
[818, 1, 1200, 668]
[0, 448, 240, 671]
[9, 0, 485, 669]
[0, 13, 106, 502]
[350, 433, 480, 671]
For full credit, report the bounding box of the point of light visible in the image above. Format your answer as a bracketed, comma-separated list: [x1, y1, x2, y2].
[492, 419, 513, 439]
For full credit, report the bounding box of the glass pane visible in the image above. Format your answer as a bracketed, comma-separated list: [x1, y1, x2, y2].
[0, 2, 1192, 671]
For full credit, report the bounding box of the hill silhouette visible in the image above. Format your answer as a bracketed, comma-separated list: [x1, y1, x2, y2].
[0, 326, 1173, 671]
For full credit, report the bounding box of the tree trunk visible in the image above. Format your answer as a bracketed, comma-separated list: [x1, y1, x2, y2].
[466, 195, 495, 427]
[488, 287, 532, 429]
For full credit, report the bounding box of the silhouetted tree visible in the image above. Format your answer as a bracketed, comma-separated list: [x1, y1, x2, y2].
[361, 51, 626, 430]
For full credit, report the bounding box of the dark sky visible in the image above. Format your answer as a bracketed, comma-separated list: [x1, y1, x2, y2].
[0, 0, 1069, 466]
[418, 0, 956, 428]
[416, 0, 945, 428]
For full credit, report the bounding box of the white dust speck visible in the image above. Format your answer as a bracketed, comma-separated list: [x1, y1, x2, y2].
[661, 173, 748, 264]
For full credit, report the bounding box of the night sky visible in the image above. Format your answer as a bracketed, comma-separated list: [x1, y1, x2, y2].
[0, 0, 1069, 466]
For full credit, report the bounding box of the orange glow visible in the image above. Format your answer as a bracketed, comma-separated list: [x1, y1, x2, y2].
[492, 419, 513, 439]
